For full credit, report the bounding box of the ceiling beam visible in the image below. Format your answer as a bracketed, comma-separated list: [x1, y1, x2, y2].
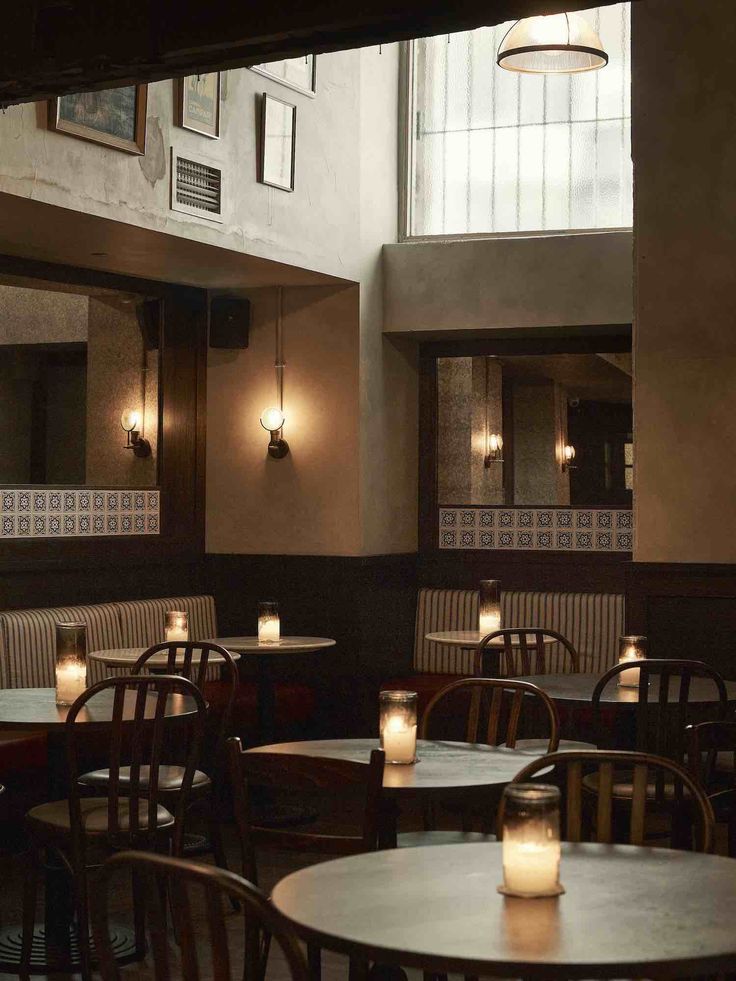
[2, 0, 624, 106]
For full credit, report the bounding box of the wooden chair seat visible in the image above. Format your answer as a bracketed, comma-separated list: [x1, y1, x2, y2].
[79, 764, 211, 794]
[26, 797, 175, 836]
[582, 770, 692, 801]
[397, 830, 495, 848]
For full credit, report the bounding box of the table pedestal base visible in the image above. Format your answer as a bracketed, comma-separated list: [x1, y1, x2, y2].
[0, 922, 139, 973]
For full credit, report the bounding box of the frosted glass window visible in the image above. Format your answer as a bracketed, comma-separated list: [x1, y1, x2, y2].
[407, 4, 631, 237]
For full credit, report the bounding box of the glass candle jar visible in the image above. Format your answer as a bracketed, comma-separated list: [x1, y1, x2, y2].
[499, 783, 564, 898]
[165, 610, 189, 643]
[479, 579, 501, 635]
[379, 690, 418, 764]
[55, 621, 88, 707]
[617, 635, 647, 687]
[257, 601, 280, 644]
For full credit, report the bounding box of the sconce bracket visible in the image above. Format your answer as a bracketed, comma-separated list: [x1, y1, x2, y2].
[267, 435, 290, 460]
[125, 431, 152, 458]
[484, 454, 504, 468]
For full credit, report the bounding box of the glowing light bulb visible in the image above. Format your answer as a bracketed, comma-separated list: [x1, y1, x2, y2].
[260, 407, 285, 432]
[120, 409, 140, 432]
[563, 445, 576, 463]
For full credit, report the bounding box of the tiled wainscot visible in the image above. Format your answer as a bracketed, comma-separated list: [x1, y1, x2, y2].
[0, 489, 161, 539]
[439, 508, 633, 552]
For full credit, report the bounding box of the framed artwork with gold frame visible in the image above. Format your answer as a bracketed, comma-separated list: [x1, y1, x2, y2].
[48, 84, 148, 155]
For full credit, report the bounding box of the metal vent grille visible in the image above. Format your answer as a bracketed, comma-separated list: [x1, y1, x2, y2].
[170, 149, 224, 222]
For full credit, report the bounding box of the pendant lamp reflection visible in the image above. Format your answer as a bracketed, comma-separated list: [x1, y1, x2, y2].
[497, 12, 608, 75]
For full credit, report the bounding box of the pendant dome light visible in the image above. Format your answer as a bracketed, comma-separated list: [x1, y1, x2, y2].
[497, 11, 608, 74]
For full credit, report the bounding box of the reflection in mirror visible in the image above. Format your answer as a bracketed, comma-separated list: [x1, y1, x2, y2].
[437, 352, 632, 508]
[0, 281, 159, 486]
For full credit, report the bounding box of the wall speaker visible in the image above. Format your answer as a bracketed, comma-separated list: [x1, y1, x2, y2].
[209, 296, 250, 349]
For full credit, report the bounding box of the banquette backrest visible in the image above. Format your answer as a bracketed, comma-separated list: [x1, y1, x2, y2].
[414, 587, 625, 676]
[0, 594, 217, 687]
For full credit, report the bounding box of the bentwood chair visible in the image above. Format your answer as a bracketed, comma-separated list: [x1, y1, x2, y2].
[80, 641, 239, 875]
[474, 628, 580, 678]
[506, 749, 715, 852]
[401, 677, 561, 843]
[21, 675, 206, 981]
[91, 850, 309, 981]
[688, 720, 736, 855]
[228, 738, 385, 981]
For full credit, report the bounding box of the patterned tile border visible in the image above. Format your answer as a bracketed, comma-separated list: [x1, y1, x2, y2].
[0, 488, 160, 539]
[439, 507, 633, 552]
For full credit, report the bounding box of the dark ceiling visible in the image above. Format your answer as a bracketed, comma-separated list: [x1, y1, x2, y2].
[2, 0, 625, 106]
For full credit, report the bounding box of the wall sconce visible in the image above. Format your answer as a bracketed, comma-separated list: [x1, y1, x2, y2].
[561, 444, 576, 473]
[120, 409, 151, 458]
[260, 288, 290, 460]
[484, 433, 504, 468]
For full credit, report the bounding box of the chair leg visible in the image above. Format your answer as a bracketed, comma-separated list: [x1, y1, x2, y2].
[307, 943, 321, 981]
[20, 848, 40, 980]
[131, 866, 147, 959]
[209, 812, 240, 911]
[70, 851, 93, 981]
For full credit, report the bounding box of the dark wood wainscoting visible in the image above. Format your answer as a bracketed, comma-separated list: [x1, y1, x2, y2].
[420, 549, 630, 595]
[204, 552, 418, 734]
[626, 563, 736, 679]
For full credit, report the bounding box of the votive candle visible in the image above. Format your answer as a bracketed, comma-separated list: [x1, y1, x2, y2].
[500, 784, 563, 898]
[379, 690, 417, 764]
[479, 579, 501, 635]
[617, 635, 647, 688]
[258, 601, 280, 645]
[55, 621, 88, 707]
[165, 610, 189, 643]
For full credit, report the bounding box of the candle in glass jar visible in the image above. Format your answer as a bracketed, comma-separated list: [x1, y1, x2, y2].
[379, 691, 418, 764]
[479, 579, 501, 635]
[258, 601, 280, 645]
[617, 635, 647, 687]
[499, 784, 563, 898]
[55, 621, 88, 707]
[165, 610, 189, 643]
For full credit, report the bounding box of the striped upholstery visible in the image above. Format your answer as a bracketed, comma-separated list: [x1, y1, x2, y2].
[0, 595, 218, 689]
[414, 587, 625, 677]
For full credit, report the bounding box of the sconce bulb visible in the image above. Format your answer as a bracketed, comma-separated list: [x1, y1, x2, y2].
[121, 409, 140, 433]
[489, 434, 503, 453]
[260, 406, 285, 433]
[563, 444, 576, 462]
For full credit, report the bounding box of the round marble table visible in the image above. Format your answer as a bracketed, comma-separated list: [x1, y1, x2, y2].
[208, 636, 335, 741]
[89, 646, 240, 669]
[247, 737, 545, 844]
[426, 631, 558, 649]
[272, 842, 736, 978]
[515, 672, 736, 707]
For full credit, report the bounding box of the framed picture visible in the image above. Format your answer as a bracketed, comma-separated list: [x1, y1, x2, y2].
[48, 84, 147, 154]
[259, 94, 296, 192]
[176, 73, 221, 139]
[250, 55, 316, 97]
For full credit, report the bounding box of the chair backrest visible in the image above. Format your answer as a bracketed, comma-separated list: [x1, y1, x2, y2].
[420, 677, 560, 751]
[593, 659, 729, 761]
[227, 737, 385, 885]
[65, 675, 207, 853]
[133, 641, 239, 765]
[688, 720, 736, 788]
[474, 628, 580, 678]
[505, 749, 715, 852]
[91, 850, 309, 981]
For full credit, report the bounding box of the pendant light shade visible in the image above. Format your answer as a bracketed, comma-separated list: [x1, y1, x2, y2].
[497, 12, 608, 74]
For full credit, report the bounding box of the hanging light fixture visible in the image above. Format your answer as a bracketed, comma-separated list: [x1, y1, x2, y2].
[259, 287, 290, 460]
[497, 12, 608, 75]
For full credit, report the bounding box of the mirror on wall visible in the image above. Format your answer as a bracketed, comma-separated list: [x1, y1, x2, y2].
[0, 281, 159, 487]
[437, 352, 632, 508]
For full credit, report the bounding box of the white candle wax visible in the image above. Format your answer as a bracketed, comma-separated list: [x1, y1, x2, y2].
[56, 662, 87, 705]
[165, 626, 188, 643]
[479, 611, 501, 635]
[502, 838, 561, 896]
[258, 615, 280, 644]
[618, 649, 641, 687]
[382, 716, 417, 764]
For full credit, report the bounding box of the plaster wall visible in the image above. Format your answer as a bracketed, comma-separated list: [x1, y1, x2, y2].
[0, 285, 87, 344]
[633, 0, 736, 563]
[512, 381, 570, 506]
[0, 54, 364, 284]
[384, 232, 633, 334]
[206, 285, 362, 555]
